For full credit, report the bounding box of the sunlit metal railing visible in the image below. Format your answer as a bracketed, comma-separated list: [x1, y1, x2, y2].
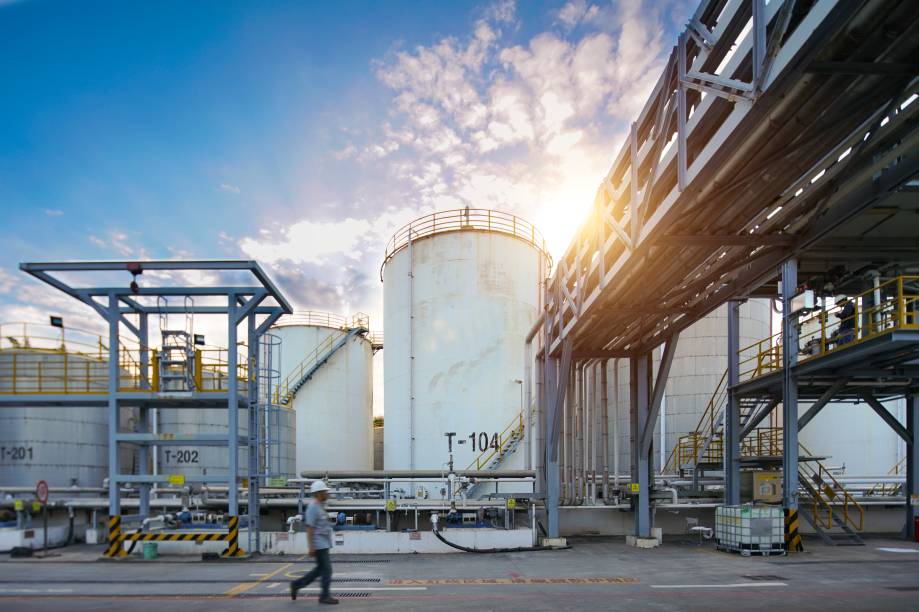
[739, 275, 919, 383]
[382, 209, 552, 276]
[274, 311, 370, 331]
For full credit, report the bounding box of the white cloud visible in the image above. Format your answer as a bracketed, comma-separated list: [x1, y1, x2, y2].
[44, 208, 64, 217]
[359, 0, 688, 257]
[219, 182, 241, 194]
[558, 0, 600, 28]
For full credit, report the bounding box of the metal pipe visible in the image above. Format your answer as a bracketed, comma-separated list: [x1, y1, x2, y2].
[612, 359, 620, 487]
[297, 470, 536, 479]
[600, 359, 610, 501]
[575, 363, 584, 504]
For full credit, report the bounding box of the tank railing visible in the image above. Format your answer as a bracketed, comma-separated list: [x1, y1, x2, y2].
[466, 411, 525, 471]
[739, 275, 919, 383]
[798, 442, 864, 532]
[664, 369, 728, 473]
[382, 209, 552, 273]
[0, 321, 109, 358]
[274, 311, 370, 331]
[867, 456, 907, 496]
[0, 343, 249, 395]
[277, 331, 345, 405]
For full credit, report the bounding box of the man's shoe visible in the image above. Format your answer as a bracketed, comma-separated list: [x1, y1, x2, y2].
[290, 584, 297, 601]
[319, 596, 339, 604]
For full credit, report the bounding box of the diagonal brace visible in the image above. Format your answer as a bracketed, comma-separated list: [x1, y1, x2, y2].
[549, 339, 573, 461]
[860, 391, 912, 444]
[641, 334, 679, 456]
[798, 379, 848, 432]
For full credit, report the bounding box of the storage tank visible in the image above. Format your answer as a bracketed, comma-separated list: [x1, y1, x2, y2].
[382, 209, 549, 473]
[0, 325, 111, 487]
[610, 300, 773, 475]
[272, 312, 374, 472]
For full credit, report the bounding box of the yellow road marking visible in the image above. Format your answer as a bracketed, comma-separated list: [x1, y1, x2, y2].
[224, 563, 293, 597]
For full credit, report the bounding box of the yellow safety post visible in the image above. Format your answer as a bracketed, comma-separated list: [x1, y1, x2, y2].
[104, 515, 128, 558]
[221, 516, 246, 557]
[784, 508, 803, 553]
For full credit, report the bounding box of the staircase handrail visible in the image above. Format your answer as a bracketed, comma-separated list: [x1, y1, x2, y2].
[466, 411, 524, 471]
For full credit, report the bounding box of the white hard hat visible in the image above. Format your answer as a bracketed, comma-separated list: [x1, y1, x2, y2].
[310, 480, 330, 494]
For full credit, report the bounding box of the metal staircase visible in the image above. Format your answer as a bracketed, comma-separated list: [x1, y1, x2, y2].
[665, 370, 772, 477]
[465, 411, 525, 499]
[278, 325, 368, 406]
[797, 444, 864, 546]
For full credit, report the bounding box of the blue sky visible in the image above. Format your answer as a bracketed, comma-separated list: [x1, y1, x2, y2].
[0, 0, 695, 333]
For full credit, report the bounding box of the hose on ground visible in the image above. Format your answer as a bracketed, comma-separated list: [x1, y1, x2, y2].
[432, 528, 569, 553]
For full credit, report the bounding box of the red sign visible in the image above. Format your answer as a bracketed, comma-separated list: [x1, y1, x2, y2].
[35, 480, 49, 505]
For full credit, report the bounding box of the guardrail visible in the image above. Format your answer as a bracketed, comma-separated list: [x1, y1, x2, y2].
[739, 275, 919, 383]
[381, 209, 551, 277]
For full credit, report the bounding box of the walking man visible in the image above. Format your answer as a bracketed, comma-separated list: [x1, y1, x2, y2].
[291, 480, 338, 604]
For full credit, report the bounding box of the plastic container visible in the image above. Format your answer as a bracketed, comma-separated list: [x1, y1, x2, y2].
[143, 542, 158, 560]
[715, 504, 784, 556]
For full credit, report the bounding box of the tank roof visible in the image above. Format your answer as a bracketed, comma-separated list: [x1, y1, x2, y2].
[381, 208, 551, 279]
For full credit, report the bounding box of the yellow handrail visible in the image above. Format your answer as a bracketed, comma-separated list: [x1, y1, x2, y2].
[798, 442, 863, 532]
[867, 456, 907, 496]
[466, 411, 524, 471]
[664, 369, 728, 472]
[740, 275, 919, 383]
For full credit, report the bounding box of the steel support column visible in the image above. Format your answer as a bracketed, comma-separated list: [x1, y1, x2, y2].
[907, 393, 918, 540]
[545, 356, 560, 538]
[724, 300, 741, 505]
[137, 312, 150, 517]
[781, 259, 799, 510]
[630, 352, 652, 538]
[106, 293, 120, 516]
[227, 294, 239, 517]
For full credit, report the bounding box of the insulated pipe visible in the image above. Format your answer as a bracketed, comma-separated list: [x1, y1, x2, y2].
[612, 359, 620, 487]
[575, 363, 584, 504]
[524, 318, 541, 473]
[600, 359, 610, 501]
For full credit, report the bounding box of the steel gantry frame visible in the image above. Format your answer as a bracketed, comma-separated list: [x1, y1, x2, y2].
[5, 260, 292, 556]
[535, 0, 919, 540]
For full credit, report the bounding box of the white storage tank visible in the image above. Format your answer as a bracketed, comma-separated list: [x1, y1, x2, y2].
[272, 313, 374, 472]
[382, 209, 549, 472]
[0, 326, 110, 487]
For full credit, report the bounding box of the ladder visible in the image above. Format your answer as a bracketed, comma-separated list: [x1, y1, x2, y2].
[157, 296, 195, 391]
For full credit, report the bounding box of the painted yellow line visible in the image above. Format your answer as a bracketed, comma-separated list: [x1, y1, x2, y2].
[224, 563, 293, 598]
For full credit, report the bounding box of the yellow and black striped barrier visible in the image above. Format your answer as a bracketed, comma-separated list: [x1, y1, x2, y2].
[785, 507, 804, 553]
[102, 515, 246, 558]
[104, 515, 128, 558]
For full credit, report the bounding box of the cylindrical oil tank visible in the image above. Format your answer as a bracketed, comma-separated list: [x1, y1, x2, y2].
[272, 313, 374, 472]
[611, 299, 772, 474]
[0, 349, 109, 487]
[382, 209, 549, 473]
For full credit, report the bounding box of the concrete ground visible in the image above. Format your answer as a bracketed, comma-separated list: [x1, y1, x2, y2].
[1, 535, 918, 611]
